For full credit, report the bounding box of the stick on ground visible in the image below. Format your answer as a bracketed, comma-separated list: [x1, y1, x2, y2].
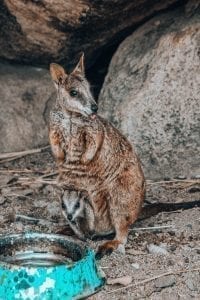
[107, 267, 200, 294]
[0, 146, 50, 163]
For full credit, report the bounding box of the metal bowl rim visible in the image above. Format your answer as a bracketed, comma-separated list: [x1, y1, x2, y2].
[0, 231, 89, 269]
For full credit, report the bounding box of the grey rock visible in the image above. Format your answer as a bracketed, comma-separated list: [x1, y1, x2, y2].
[155, 275, 176, 289]
[147, 243, 169, 256]
[193, 174, 200, 179]
[131, 262, 140, 270]
[186, 278, 198, 291]
[0, 196, 6, 205]
[14, 222, 24, 232]
[99, 8, 200, 179]
[0, 0, 180, 66]
[0, 63, 55, 152]
[185, 223, 193, 229]
[155, 291, 179, 300]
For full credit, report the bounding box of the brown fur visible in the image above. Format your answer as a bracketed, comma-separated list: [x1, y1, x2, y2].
[61, 189, 113, 240]
[49, 55, 145, 257]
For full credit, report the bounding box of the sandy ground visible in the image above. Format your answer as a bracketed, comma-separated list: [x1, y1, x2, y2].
[0, 147, 199, 299]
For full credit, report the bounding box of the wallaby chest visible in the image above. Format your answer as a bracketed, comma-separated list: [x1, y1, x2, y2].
[50, 110, 86, 163]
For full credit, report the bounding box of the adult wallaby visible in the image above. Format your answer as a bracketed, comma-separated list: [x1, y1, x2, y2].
[49, 54, 145, 257]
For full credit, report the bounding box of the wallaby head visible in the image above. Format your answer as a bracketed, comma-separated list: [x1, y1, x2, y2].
[50, 54, 98, 117]
[61, 189, 86, 223]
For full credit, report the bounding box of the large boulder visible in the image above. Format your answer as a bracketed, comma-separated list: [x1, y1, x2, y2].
[1, 0, 180, 67]
[99, 8, 200, 180]
[0, 63, 55, 152]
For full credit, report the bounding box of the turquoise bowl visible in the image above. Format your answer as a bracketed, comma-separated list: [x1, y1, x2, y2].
[0, 232, 105, 300]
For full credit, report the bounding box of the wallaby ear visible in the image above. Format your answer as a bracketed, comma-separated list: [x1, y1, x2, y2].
[72, 53, 85, 75]
[50, 63, 66, 85]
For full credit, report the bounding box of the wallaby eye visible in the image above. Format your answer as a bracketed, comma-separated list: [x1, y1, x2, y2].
[74, 202, 80, 209]
[61, 201, 65, 209]
[70, 89, 78, 97]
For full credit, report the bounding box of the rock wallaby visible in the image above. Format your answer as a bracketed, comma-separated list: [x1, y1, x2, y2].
[49, 54, 145, 257]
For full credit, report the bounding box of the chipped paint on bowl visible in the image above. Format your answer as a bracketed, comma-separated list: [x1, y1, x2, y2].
[0, 232, 105, 300]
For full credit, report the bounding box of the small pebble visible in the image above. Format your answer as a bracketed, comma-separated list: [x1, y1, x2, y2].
[131, 263, 140, 270]
[155, 275, 176, 289]
[147, 243, 169, 255]
[192, 174, 200, 179]
[176, 175, 187, 180]
[185, 224, 192, 229]
[186, 278, 197, 291]
[15, 222, 23, 231]
[0, 196, 6, 205]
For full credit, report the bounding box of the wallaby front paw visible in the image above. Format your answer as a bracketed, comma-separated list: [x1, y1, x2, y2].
[95, 240, 121, 260]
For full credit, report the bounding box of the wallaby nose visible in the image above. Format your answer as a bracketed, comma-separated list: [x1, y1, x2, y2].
[91, 103, 98, 113]
[67, 214, 72, 221]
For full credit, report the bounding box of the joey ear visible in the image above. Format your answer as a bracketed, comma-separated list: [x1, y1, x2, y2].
[49, 63, 66, 85]
[72, 53, 85, 75]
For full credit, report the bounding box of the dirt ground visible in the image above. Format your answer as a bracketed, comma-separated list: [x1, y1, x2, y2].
[0, 147, 199, 299]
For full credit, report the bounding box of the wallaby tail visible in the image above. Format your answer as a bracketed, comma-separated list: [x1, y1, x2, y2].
[139, 200, 200, 220]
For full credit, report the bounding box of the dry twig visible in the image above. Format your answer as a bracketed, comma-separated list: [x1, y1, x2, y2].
[129, 225, 174, 231]
[147, 179, 200, 186]
[15, 214, 60, 225]
[39, 171, 58, 179]
[107, 267, 200, 294]
[18, 178, 58, 186]
[0, 169, 35, 174]
[0, 146, 50, 163]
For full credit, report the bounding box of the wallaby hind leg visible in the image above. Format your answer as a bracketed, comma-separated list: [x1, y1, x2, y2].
[95, 205, 141, 259]
[95, 222, 129, 259]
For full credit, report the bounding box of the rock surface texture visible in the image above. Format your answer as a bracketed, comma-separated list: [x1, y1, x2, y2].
[1, 0, 179, 67]
[0, 64, 55, 152]
[99, 8, 200, 180]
